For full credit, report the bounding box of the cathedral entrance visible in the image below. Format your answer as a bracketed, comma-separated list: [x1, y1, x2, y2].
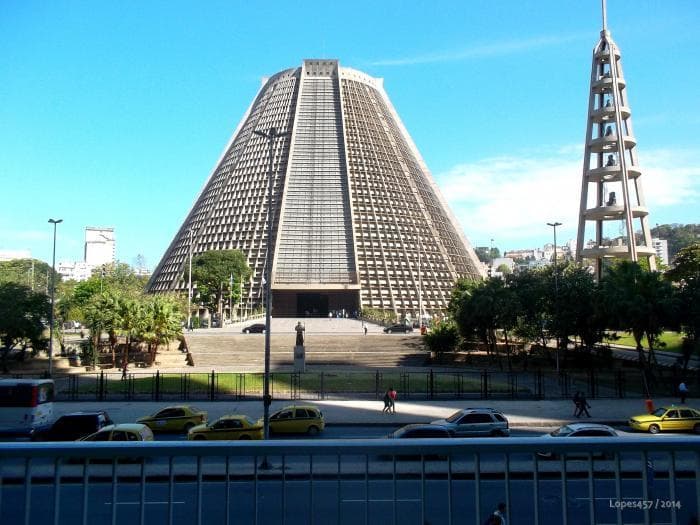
[272, 291, 359, 317]
[297, 293, 328, 317]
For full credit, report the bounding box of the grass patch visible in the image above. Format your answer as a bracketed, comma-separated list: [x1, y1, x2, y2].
[605, 331, 684, 353]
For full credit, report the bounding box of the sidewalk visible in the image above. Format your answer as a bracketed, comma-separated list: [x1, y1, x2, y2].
[53, 396, 696, 429]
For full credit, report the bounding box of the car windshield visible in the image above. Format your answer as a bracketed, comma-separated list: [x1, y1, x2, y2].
[550, 425, 574, 437]
[445, 411, 464, 423]
[243, 416, 257, 426]
[651, 408, 668, 417]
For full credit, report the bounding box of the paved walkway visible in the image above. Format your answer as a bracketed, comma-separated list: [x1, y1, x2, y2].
[53, 396, 698, 429]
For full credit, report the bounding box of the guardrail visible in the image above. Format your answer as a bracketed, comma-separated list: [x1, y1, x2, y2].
[10, 368, 698, 402]
[1, 438, 698, 524]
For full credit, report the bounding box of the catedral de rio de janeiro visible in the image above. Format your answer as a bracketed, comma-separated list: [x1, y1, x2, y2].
[1, 1, 700, 524]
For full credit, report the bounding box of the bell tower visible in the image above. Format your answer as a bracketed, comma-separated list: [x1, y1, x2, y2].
[575, 0, 656, 277]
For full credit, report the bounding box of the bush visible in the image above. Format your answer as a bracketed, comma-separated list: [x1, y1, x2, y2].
[424, 322, 460, 355]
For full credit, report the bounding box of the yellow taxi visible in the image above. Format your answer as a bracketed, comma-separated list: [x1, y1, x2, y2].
[265, 405, 325, 435]
[188, 415, 263, 440]
[137, 405, 207, 433]
[629, 406, 700, 434]
[80, 423, 154, 442]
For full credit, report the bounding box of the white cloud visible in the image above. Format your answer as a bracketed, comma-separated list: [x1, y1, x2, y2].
[371, 33, 585, 67]
[437, 146, 700, 250]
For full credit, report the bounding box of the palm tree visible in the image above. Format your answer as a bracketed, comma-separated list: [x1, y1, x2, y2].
[118, 297, 142, 366]
[140, 295, 182, 364]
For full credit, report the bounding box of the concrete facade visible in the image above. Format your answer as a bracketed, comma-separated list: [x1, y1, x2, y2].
[148, 60, 484, 318]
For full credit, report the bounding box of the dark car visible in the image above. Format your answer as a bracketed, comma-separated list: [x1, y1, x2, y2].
[388, 424, 453, 439]
[32, 411, 113, 441]
[383, 323, 413, 334]
[242, 323, 266, 334]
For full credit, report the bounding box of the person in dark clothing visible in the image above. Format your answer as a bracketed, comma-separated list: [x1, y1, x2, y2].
[576, 394, 591, 417]
[382, 389, 393, 414]
[572, 392, 582, 416]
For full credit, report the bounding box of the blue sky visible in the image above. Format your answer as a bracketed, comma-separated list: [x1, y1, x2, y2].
[1, 0, 698, 269]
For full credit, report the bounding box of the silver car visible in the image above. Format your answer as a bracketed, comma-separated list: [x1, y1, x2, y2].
[431, 407, 510, 437]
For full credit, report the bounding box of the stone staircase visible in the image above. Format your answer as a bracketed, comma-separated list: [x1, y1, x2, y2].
[184, 333, 428, 371]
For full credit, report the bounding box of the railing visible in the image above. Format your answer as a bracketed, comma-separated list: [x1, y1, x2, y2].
[1, 438, 698, 525]
[12, 368, 698, 402]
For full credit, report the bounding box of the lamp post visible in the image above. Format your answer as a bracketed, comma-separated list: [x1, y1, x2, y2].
[187, 228, 194, 331]
[547, 221, 562, 373]
[253, 126, 288, 441]
[547, 222, 562, 289]
[488, 238, 494, 278]
[48, 218, 63, 377]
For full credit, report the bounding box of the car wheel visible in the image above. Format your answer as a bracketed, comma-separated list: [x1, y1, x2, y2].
[193, 434, 206, 440]
[307, 426, 320, 436]
[262, 329, 266, 334]
[240, 435, 252, 440]
[490, 429, 505, 437]
[694, 423, 700, 435]
[648, 424, 660, 435]
[244, 329, 250, 334]
[405, 328, 410, 334]
[183, 422, 195, 433]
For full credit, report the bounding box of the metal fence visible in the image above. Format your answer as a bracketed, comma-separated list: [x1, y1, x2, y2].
[1, 437, 698, 525]
[9, 368, 696, 402]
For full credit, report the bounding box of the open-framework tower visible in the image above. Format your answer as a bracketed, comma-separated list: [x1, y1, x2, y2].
[148, 59, 484, 318]
[575, 2, 656, 277]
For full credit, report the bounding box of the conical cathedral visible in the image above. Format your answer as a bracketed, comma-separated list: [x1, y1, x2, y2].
[575, 3, 656, 277]
[148, 60, 484, 318]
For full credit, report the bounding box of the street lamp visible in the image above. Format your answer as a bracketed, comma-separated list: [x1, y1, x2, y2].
[547, 222, 562, 289]
[253, 126, 288, 441]
[187, 228, 194, 331]
[48, 218, 63, 377]
[547, 221, 562, 373]
[488, 238, 494, 278]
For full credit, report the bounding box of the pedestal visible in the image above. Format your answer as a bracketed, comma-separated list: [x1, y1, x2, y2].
[294, 345, 305, 372]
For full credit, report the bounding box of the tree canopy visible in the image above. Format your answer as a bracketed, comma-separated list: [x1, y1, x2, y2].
[189, 250, 251, 318]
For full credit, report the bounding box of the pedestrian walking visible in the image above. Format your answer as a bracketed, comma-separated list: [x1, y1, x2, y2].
[483, 502, 507, 525]
[121, 359, 128, 381]
[679, 380, 689, 404]
[382, 388, 392, 414]
[572, 391, 582, 417]
[389, 387, 397, 414]
[363, 325, 368, 336]
[576, 394, 591, 418]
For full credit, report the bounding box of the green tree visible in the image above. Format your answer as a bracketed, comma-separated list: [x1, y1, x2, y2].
[600, 262, 678, 370]
[452, 278, 518, 368]
[423, 321, 460, 356]
[496, 263, 512, 275]
[666, 243, 700, 371]
[474, 246, 500, 264]
[551, 265, 605, 356]
[0, 258, 56, 293]
[189, 250, 251, 322]
[665, 243, 700, 283]
[139, 295, 183, 364]
[83, 291, 122, 367]
[508, 269, 551, 350]
[0, 283, 50, 372]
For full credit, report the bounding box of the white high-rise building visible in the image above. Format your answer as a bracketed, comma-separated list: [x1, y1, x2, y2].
[652, 238, 669, 267]
[84, 227, 115, 267]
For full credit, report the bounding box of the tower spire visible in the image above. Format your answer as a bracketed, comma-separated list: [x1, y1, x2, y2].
[601, 0, 608, 32]
[575, 4, 656, 277]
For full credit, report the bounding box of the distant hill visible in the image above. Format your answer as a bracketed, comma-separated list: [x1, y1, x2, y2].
[651, 224, 700, 261]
